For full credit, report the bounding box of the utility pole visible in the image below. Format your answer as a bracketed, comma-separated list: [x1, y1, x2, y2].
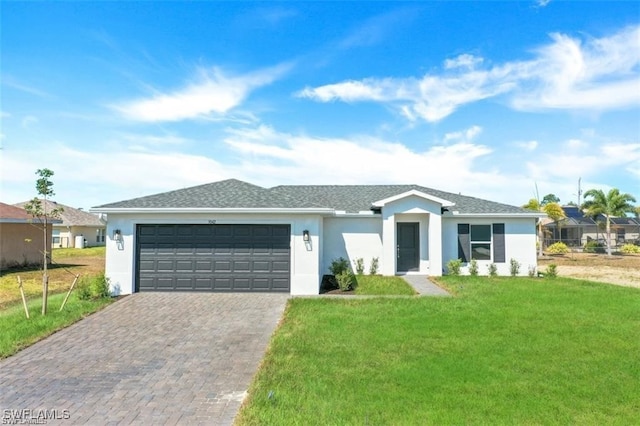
[577, 177, 582, 208]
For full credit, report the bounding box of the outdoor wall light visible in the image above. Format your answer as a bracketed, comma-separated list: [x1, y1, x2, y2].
[303, 230, 310, 242]
[113, 229, 121, 238]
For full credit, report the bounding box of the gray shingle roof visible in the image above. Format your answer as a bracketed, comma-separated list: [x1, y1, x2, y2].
[94, 179, 529, 215]
[15, 199, 106, 227]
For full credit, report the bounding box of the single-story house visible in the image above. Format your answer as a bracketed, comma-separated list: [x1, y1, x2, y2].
[0, 202, 55, 269]
[91, 179, 541, 295]
[544, 206, 640, 247]
[14, 199, 107, 248]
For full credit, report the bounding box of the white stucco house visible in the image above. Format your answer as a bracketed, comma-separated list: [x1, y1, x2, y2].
[91, 179, 541, 296]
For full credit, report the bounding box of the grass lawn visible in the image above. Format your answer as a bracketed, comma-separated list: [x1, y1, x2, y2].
[237, 277, 640, 425]
[0, 247, 105, 308]
[354, 275, 416, 296]
[0, 292, 113, 359]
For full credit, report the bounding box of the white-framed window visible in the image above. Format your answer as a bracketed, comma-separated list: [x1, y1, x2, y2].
[470, 224, 492, 260]
[52, 229, 61, 245]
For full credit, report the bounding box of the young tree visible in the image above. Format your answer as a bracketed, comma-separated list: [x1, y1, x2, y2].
[523, 198, 566, 257]
[541, 194, 560, 205]
[582, 188, 636, 256]
[23, 169, 63, 315]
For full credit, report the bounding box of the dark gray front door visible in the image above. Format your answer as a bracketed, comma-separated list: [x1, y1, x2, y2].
[136, 224, 290, 292]
[397, 222, 419, 272]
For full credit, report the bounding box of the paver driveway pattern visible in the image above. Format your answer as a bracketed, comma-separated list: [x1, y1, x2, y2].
[0, 293, 289, 425]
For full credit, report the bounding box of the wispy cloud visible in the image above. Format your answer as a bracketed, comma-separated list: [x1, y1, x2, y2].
[114, 63, 291, 122]
[338, 7, 418, 50]
[21, 115, 38, 129]
[2, 76, 53, 99]
[298, 25, 640, 122]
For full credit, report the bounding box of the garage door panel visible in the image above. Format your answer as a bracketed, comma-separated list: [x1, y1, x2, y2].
[137, 224, 290, 292]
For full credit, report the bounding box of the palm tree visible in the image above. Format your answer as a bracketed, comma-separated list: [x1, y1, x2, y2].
[582, 189, 636, 256]
[523, 199, 566, 257]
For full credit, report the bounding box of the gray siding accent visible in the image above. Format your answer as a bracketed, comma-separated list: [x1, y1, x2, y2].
[493, 223, 506, 263]
[457, 224, 470, 263]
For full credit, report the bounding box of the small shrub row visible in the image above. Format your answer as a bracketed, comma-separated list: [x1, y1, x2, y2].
[352, 257, 380, 275]
[547, 242, 569, 254]
[583, 240, 606, 253]
[620, 244, 640, 254]
[446, 259, 557, 279]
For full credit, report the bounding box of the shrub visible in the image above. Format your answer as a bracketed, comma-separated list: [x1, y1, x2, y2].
[369, 257, 379, 275]
[446, 259, 462, 276]
[620, 244, 640, 254]
[77, 282, 93, 301]
[545, 264, 558, 278]
[354, 258, 365, 275]
[509, 258, 520, 277]
[336, 270, 355, 291]
[329, 257, 350, 276]
[468, 259, 479, 277]
[584, 240, 605, 254]
[547, 242, 569, 255]
[77, 273, 111, 300]
[528, 265, 537, 278]
[487, 263, 498, 277]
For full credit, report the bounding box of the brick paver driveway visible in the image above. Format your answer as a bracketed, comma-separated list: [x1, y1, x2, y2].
[0, 293, 289, 425]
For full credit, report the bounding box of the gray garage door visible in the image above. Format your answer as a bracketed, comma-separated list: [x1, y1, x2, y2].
[136, 224, 290, 292]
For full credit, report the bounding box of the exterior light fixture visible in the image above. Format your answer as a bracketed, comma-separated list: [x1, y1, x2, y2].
[303, 230, 310, 242]
[113, 229, 121, 239]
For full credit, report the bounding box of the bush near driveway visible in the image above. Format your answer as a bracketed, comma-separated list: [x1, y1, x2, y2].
[237, 277, 640, 425]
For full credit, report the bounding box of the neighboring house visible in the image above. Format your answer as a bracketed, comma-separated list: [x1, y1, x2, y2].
[14, 200, 107, 248]
[544, 206, 640, 247]
[91, 179, 541, 295]
[0, 202, 54, 269]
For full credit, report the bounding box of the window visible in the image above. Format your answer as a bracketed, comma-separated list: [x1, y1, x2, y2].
[96, 229, 105, 243]
[52, 229, 61, 246]
[470, 225, 491, 260]
[457, 223, 505, 263]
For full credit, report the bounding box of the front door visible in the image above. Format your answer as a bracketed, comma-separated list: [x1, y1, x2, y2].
[397, 222, 419, 272]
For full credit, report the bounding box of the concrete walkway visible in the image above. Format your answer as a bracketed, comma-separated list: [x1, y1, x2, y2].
[0, 292, 289, 425]
[401, 275, 451, 296]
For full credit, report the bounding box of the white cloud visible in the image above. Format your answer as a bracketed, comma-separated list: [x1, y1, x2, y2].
[444, 54, 484, 70]
[21, 115, 38, 128]
[526, 141, 640, 182]
[299, 25, 640, 122]
[114, 63, 291, 122]
[118, 132, 188, 146]
[3, 126, 637, 210]
[516, 140, 539, 151]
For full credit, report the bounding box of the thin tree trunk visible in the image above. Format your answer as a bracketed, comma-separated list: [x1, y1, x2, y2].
[42, 218, 48, 315]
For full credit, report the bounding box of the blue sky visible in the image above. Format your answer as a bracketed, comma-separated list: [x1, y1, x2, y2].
[1, 1, 639, 210]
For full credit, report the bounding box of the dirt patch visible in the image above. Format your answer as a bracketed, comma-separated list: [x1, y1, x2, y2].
[538, 253, 640, 288]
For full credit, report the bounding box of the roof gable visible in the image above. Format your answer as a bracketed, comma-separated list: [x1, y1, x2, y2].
[371, 190, 456, 208]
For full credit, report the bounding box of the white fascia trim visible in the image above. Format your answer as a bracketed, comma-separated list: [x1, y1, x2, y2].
[372, 189, 456, 208]
[447, 212, 545, 218]
[334, 211, 377, 217]
[89, 207, 336, 215]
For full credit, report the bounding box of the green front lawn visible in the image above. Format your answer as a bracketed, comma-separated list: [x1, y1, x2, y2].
[237, 277, 640, 425]
[354, 275, 416, 295]
[0, 292, 113, 358]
